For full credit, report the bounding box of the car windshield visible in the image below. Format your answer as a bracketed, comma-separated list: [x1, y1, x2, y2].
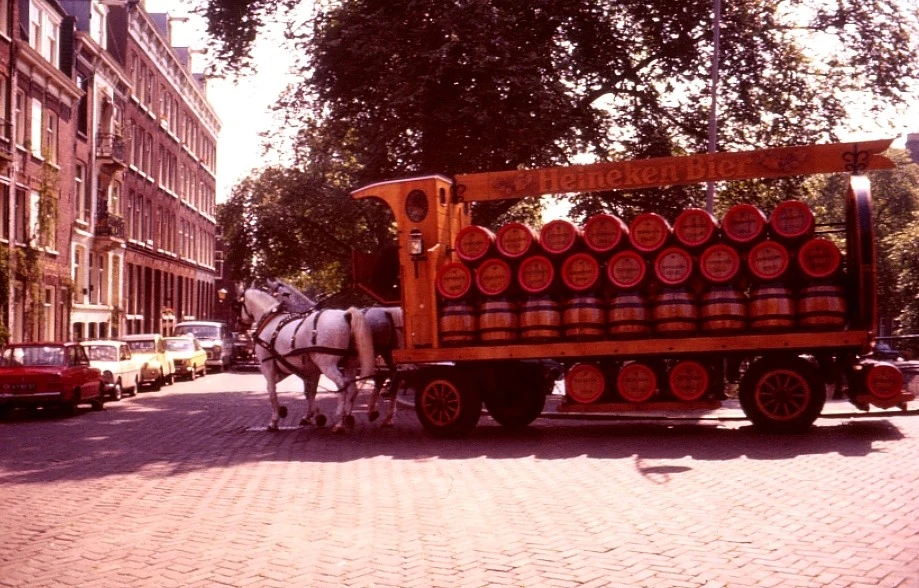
[86, 346, 118, 361]
[126, 340, 155, 352]
[175, 326, 219, 339]
[1, 346, 65, 367]
[166, 339, 194, 352]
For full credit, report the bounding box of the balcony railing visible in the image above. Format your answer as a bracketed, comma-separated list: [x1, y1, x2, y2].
[95, 211, 125, 239]
[96, 133, 126, 163]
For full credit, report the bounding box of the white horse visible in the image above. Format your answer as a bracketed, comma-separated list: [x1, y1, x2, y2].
[266, 280, 406, 427]
[362, 307, 405, 427]
[240, 288, 375, 432]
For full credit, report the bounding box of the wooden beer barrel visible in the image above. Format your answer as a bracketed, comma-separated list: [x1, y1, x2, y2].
[797, 237, 843, 280]
[439, 301, 477, 346]
[617, 362, 658, 403]
[606, 250, 648, 290]
[478, 299, 518, 342]
[673, 208, 718, 251]
[863, 361, 904, 401]
[519, 296, 562, 341]
[496, 222, 539, 260]
[517, 255, 555, 295]
[769, 200, 815, 244]
[562, 294, 606, 340]
[565, 363, 606, 404]
[748, 283, 795, 331]
[797, 282, 846, 330]
[654, 246, 694, 287]
[454, 225, 495, 265]
[653, 288, 698, 335]
[475, 258, 514, 297]
[583, 213, 628, 255]
[699, 243, 742, 285]
[540, 218, 581, 257]
[629, 212, 671, 255]
[721, 203, 767, 248]
[608, 291, 652, 338]
[700, 285, 747, 333]
[436, 262, 474, 300]
[667, 360, 710, 402]
[747, 240, 790, 282]
[561, 252, 601, 292]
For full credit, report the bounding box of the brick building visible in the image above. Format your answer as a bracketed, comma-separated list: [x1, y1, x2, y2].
[1, 0, 220, 344]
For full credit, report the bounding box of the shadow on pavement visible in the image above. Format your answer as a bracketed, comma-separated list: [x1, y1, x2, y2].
[0, 387, 909, 485]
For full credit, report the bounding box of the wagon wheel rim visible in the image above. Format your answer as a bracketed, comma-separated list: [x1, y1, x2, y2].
[754, 369, 812, 421]
[421, 380, 463, 426]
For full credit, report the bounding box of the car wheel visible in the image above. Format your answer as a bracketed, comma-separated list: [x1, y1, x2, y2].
[112, 380, 123, 402]
[152, 372, 163, 391]
[91, 396, 105, 411]
[129, 377, 139, 397]
[168, 373, 176, 385]
[190, 365, 198, 381]
[201, 364, 207, 377]
[65, 391, 81, 416]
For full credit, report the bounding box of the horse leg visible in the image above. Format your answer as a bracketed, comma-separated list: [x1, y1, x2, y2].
[266, 365, 283, 432]
[382, 367, 399, 428]
[299, 372, 323, 427]
[313, 358, 356, 433]
[367, 370, 387, 422]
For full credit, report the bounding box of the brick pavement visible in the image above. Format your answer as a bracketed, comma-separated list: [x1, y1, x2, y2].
[1, 371, 918, 588]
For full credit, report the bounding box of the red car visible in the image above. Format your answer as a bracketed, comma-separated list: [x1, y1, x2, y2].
[0, 342, 104, 416]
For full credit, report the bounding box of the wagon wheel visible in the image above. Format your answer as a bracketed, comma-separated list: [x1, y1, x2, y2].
[845, 176, 876, 331]
[415, 368, 482, 438]
[482, 363, 550, 429]
[739, 356, 825, 433]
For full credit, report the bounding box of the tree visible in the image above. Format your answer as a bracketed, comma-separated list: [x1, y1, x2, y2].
[804, 150, 919, 333]
[206, 0, 919, 288]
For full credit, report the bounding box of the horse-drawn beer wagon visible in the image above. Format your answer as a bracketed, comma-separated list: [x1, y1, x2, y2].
[349, 139, 914, 438]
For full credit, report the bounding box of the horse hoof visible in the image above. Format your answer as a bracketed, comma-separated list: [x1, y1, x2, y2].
[298, 416, 311, 427]
[382, 420, 394, 428]
[368, 410, 379, 422]
[332, 424, 345, 434]
[344, 414, 356, 430]
[267, 424, 280, 432]
[315, 415, 327, 428]
[279, 406, 289, 419]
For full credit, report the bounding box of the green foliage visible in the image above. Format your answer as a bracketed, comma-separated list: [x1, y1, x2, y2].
[217, 165, 395, 299]
[206, 0, 919, 295]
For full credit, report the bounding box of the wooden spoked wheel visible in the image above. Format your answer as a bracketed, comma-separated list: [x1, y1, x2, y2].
[482, 363, 550, 429]
[415, 369, 482, 438]
[845, 176, 876, 331]
[739, 357, 826, 433]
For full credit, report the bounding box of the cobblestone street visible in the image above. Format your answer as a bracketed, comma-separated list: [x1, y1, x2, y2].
[2, 371, 918, 587]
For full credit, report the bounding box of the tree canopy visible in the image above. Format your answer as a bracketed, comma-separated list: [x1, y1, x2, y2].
[206, 0, 919, 302]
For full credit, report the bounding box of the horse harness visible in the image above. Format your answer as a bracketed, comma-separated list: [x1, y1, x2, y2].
[251, 305, 355, 378]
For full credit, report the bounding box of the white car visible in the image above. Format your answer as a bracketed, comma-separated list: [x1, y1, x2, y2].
[121, 334, 177, 390]
[81, 340, 142, 401]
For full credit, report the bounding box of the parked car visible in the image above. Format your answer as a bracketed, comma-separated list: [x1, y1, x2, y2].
[121, 334, 176, 390]
[81, 340, 141, 401]
[164, 336, 208, 380]
[0, 342, 103, 416]
[232, 330, 256, 364]
[172, 321, 233, 371]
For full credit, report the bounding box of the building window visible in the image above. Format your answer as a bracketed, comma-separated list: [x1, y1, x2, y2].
[43, 109, 57, 164]
[0, 0, 10, 37]
[28, 0, 61, 67]
[111, 181, 121, 216]
[13, 188, 26, 244]
[0, 77, 8, 140]
[14, 90, 25, 146]
[0, 182, 9, 240]
[30, 98, 42, 158]
[75, 163, 88, 224]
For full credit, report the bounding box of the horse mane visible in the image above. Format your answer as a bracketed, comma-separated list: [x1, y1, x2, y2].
[245, 288, 282, 316]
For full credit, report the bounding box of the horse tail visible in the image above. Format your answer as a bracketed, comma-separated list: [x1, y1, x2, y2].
[347, 307, 376, 379]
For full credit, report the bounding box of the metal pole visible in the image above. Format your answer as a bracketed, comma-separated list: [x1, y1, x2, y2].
[706, 0, 722, 213]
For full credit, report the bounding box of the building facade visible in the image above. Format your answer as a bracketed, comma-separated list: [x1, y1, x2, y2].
[1, 0, 220, 344]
